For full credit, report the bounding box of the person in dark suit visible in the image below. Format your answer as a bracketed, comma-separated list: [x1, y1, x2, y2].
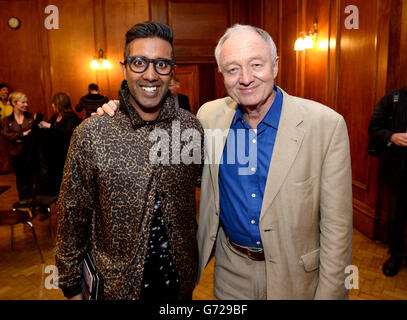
[169, 76, 191, 112]
[369, 85, 407, 277]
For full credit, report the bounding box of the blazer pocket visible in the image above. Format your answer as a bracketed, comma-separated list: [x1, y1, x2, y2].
[300, 248, 320, 272]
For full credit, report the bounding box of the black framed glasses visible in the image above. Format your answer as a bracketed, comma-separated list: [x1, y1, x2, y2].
[124, 56, 176, 75]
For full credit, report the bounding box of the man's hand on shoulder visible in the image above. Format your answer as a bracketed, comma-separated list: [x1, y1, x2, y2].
[91, 100, 119, 117]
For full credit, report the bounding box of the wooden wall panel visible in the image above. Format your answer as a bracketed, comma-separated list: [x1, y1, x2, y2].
[169, 0, 229, 62]
[303, 0, 330, 105]
[231, 0, 263, 28]
[278, 0, 300, 96]
[104, 0, 150, 100]
[327, 0, 339, 111]
[0, 0, 46, 116]
[401, 0, 407, 87]
[336, 0, 378, 193]
[262, 0, 280, 87]
[174, 64, 200, 113]
[387, 0, 407, 93]
[275, 0, 402, 240]
[42, 0, 97, 118]
[150, 0, 169, 24]
[372, 0, 403, 242]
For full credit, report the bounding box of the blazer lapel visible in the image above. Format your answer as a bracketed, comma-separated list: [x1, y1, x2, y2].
[260, 89, 305, 221]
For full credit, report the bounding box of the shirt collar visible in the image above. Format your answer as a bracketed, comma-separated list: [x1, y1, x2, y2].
[232, 85, 283, 129]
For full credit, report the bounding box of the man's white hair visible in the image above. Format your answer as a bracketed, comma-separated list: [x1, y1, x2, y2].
[214, 24, 277, 71]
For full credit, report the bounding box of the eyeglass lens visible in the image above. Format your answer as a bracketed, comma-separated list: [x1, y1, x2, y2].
[128, 56, 174, 75]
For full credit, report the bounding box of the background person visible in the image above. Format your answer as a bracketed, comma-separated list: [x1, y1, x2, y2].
[38, 92, 81, 196]
[0, 83, 13, 173]
[1, 92, 34, 200]
[75, 83, 109, 118]
[168, 76, 191, 112]
[0, 84, 13, 119]
[368, 85, 407, 277]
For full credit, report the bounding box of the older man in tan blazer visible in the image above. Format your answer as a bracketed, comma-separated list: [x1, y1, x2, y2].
[196, 24, 353, 300]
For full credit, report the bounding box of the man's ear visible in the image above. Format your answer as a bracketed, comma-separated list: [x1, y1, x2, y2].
[120, 61, 126, 77]
[171, 65, 177, 78]
[273, 56, 280, 79]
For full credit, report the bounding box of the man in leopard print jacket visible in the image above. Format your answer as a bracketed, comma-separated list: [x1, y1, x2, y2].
[55, 22, 204, 300]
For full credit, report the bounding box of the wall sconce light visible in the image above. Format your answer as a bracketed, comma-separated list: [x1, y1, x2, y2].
[91, 49, 112, 69]
[294, 20, 318, 51]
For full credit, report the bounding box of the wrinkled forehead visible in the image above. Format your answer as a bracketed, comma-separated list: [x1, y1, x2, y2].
[220, 30, 271, 63]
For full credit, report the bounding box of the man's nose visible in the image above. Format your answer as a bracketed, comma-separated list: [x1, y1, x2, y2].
[239, 67, 254, 85]
[143, 62, 158, 81]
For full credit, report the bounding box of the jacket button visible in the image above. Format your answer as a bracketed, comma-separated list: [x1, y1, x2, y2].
[211, 236, 216, 241]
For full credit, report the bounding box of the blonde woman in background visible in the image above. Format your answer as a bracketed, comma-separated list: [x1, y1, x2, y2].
[1, 92, 34, 199]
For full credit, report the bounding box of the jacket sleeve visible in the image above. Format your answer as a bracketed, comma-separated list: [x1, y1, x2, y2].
[368, 94, 394, 147]
[55, 125, 96, 298]
[49, 115, 81, 140]
[315, 115, 353, 300]
[1, 117, 22, 141]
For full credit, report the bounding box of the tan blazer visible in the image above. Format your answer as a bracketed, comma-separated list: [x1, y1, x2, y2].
[196, 88, 353, 299]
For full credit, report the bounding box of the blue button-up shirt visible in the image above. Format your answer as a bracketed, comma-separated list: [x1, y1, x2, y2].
[219, 86, 283, 248]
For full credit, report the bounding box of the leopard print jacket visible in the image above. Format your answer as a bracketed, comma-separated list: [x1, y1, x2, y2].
[56, 80, 204, 299]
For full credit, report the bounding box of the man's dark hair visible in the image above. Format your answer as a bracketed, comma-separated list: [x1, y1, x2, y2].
[0, 83, 8, 90]
[88, 83, 99, 92]
[123, 21, 174, 59]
